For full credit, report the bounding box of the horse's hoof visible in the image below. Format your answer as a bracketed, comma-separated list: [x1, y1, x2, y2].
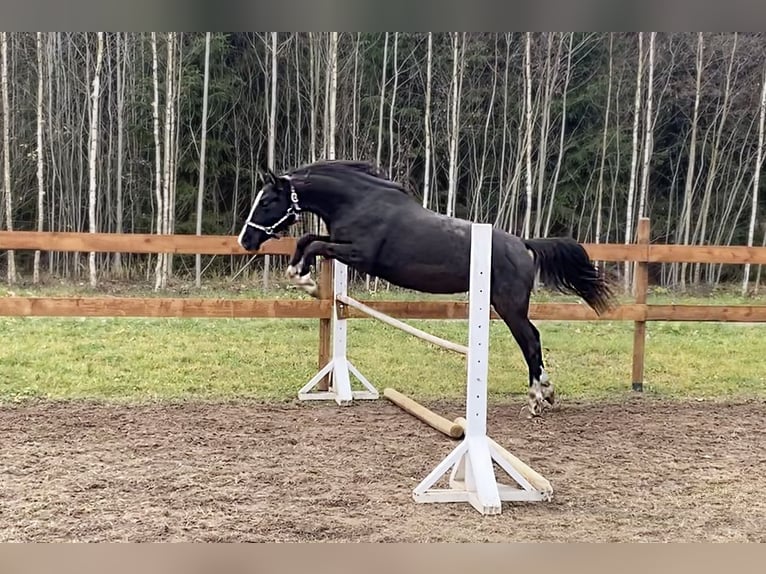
[541, 386, 555, 407]
[526, 397, 545, 418]
[286, 265, 299, 279]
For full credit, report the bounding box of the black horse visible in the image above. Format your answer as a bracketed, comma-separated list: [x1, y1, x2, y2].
[238, 160, 615, 416]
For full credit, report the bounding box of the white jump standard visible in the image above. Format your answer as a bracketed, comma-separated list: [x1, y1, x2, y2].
[298, 258, 379, 404]
[411, 224, 552, 514]
[300, 222, 552, 515]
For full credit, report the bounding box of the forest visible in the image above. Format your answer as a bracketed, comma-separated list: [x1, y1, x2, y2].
[0, 32, 765, 293]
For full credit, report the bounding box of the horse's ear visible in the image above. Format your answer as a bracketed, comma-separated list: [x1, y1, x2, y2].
[258, 165, 277, 186]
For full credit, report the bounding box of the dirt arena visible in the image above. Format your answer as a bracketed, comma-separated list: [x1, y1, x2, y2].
[0, 396, 764, 542]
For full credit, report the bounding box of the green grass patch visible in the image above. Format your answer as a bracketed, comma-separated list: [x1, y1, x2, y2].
[1, 313, 764, 404]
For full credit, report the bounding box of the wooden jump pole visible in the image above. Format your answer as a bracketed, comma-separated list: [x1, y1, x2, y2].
[337, 294, 469, 355]
[383, 387, 464, 439]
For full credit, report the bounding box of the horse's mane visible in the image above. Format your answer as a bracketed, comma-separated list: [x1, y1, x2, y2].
[287, 160, 414, 197]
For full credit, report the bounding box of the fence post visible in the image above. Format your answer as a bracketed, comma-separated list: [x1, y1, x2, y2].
[631, 217, 650, 392]
[316, 257, 333, 391]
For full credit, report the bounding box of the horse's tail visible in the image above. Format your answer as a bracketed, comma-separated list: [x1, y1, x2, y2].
[523, 237, 615, 315]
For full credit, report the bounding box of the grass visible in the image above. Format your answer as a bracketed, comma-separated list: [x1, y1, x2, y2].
[1, 277, 765, 404]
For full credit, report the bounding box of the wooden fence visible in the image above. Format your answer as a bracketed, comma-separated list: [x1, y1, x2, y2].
[2, 217, 766, 392]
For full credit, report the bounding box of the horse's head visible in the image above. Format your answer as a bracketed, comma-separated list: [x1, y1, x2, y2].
[237, 167, 301, 252]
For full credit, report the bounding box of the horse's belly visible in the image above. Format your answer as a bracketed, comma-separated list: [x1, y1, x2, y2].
[372, 261, 470, 294]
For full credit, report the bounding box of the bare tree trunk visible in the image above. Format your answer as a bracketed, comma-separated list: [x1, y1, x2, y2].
[470, 34, 499, 222]
[195, 32, 211, 288]
[309, 33, 317, 164]
[624, 32, 644, 292]
[637, 32, 656, 222]
[167, 34, 183, 280]
[369, 32, 389, 290]
[151, 33, 163, 289]
[262, 32, 279, 290]
[495, 33, 512, 228]
[742, 64, 766, 295]
[328, 32, 337, 160]
[46, 33, 56, 275]
[522, 32, 533, 238]
[351, 33, 360, 160]
[595, 33, 614, 247]
[388, 32, 399, 177]
[114, 32, 126, 275]
[321, 35, 330, 159]
[1, 33, 14, 285]
[156, 32, 175, 289]
[422, 32, 433, 209]
[446, 32, 462, 218]
[534, 33, 557, 237]
[679, 32, 704, 290]
[87, 32, 104, 288]
[34, 32, 45, 284]
[375, 32, 388, 168]
[544, 33, 573, 238]
[693, 33, 737, 285]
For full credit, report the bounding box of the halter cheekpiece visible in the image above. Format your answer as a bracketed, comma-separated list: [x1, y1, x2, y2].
[246, 180, 302, 237]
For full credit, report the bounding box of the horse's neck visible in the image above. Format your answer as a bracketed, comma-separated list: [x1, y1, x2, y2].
[296, 183, 346, 224]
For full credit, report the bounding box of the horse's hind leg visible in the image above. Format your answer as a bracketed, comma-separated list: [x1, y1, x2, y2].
[492, 288, 552, 417]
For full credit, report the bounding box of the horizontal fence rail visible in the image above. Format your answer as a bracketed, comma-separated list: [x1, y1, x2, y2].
[2, 219, 765, 393]
[0, 297, 331, 318]
[2, 298, 765, 323]
[0, 231, 296, 256]
[3, 231, 766, 263]
[583, 243, 766, 264]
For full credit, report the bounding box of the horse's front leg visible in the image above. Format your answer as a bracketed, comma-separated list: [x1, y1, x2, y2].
[301, 240, 369, 272]
[286, 233, 330, 297]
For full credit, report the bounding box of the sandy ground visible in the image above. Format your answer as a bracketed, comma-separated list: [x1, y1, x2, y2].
[0, 397, 764, 542]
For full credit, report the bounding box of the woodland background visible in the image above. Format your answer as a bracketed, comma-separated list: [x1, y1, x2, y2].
[0, 32, 765, 293]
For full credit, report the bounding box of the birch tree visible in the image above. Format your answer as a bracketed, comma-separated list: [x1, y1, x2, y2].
[328, 32, 337, 160]
[422, 32, 433, 209]
[637, 32, 656, 221]
[544, 32, 573, 238]
[114, 32, 127, 275]
[693, 33, 738, 285]
[388, 32, 399, 177]
[33, 32, 45, 284]
[595, 33, 614, 248]
[155, 32, 179, 289]
[522, 32, 533, 238]
[195, 32, 211, 288]
[534, 33, 558, 237]
[446, 32, 463, 218]
[624, 32, 644, 292]
[262, 32, 278, 289]
[1, 32, 13, 284]
[742, 64, 766, 295]
[471, 34, 499, 222]
[679, 32, 704, 290]
[87, 32, 104, 288]
[376, 32, 388, 169]
[151, 33, 163, 288]
[351, 33, 360, 160]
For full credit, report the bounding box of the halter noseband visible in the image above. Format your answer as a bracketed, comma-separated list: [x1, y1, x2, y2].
[246, 180, 302, 237]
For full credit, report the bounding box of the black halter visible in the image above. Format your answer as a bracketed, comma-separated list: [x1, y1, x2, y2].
[246, 183, 302, 237]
